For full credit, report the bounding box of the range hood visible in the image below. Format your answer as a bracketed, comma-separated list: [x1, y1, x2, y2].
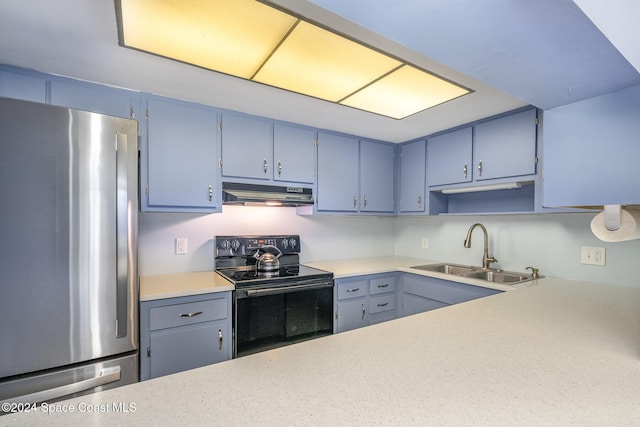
[222, 182, 314, 206]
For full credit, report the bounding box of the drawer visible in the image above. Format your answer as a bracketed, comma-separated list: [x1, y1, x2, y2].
[150, 298, 228, 331]
[368, 293, 396, 314]
[337, 280, 368, 300]
[369, 276, 396, 295]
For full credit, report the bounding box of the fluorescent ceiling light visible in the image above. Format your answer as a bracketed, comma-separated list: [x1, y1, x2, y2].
[440, 182, 523, 194]
[116, 0, 472, 119]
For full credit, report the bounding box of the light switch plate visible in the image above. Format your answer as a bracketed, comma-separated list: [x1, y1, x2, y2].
[175, 237, 188, 255]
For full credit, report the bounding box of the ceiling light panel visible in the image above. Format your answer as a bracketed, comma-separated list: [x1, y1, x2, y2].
[341, 65, 471, 119]
[117, 0, 472, 119]
[253, 21, 402, 102]
[119, 0, 297, 78]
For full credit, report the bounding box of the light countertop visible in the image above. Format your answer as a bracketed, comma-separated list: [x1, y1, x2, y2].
[139, 271, 233, 302]
[5, 258, 640, 425]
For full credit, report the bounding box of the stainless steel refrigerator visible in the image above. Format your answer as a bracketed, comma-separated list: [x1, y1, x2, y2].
[0, 96, 139, 407]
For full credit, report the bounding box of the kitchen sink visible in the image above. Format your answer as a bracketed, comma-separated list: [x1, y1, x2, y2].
[461, 270, 531, 284]
[410, 263, 540, 285]
[411, 263, 477, 275]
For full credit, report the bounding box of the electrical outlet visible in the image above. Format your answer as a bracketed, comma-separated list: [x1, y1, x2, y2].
[175, 237, 188, 255]
[580, 246, 605, 266]
[421, 238, 429, 249]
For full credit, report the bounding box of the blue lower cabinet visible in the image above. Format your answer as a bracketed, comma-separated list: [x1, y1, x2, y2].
[334, 274, 398, 333]
[401, 273, 502, 317]
[140, 292, 232, 380]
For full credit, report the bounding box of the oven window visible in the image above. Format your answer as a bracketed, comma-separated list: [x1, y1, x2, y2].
[235, 287, 333, 357]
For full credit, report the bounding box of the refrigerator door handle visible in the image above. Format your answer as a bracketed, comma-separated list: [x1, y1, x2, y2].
[1, 366, 121, 406]
[115, 132, 129, 338]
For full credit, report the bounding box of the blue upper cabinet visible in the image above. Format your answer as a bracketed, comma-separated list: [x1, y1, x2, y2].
[315, 133, 395, 214]
[360, 140, 395, 213]
[143, 96, 219, 212]
[273, 124, 315, 184]
[220, 113, 272, 180]
[543, 85, 640, 207]
[473, 109, 537, 181]
[317, 132, 360, 212]
[398, 139, 426, 213]
[50, 79, 137, 119]
[427, 127, 473, 186]
[0, 69, 47, 103]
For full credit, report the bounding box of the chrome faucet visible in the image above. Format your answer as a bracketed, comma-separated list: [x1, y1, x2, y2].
[464, 223, 497, 269]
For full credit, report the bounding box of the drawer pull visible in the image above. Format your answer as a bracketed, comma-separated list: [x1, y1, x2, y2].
[346, 288, 360, 293]
[180, 311, 203, 318]
[377, 302, 389, 307]
[377, 284, 389, 288]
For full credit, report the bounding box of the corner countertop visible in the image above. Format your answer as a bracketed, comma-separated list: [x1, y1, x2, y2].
[140, 256, 525, 302]
[5, 267, 640, 425]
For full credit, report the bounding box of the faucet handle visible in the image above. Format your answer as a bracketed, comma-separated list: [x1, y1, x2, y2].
[525, 266, 539, 279]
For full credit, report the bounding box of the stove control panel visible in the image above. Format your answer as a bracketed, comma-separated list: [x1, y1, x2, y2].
[215, 235, 300, 257]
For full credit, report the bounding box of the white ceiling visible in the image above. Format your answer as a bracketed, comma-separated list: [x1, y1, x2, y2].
[0, 0, 638, 143]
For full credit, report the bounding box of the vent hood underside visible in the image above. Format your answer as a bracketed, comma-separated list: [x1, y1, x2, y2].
[222, 182, 313, 206]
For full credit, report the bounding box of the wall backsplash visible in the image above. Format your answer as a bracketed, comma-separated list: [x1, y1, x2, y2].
[139, 208, 639, 288]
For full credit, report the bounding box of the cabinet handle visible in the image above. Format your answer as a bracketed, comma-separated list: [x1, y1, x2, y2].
[208, 184, 213, 202]
[218, 329, 223, 351]
[418, 195, 422, 208]
[361, 305, 366, 320]
[353, 195, 357, 208]
[477, 160, 483, 177]
[346, 287, 360, 292]
[263, 158, 268, 174]
[277, 160, 282, 176]
[363, 195, 367, 208]
[179, 311, 203, 318]
[377, 283, 389, 288]
[463, 163, 468, 179]
[377, 302, 389, 307]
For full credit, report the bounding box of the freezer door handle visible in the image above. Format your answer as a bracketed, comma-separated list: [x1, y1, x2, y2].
[1, 366, 121, 406]
[115, 132, 129, 338]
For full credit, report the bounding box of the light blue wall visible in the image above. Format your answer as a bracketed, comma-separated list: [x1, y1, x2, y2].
[394, 213, 640, 288]
[139, 208, 639, 288]
[139, 206, 396, 276]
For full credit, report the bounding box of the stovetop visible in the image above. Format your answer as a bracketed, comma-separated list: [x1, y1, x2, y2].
[214, 235, 333, 288]
[216, 264, 333, 287]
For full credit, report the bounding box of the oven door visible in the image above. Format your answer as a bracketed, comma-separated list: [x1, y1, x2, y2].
[234, 279, 334, 358]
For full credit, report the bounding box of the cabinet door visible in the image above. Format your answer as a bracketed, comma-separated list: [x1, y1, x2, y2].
[146, 97, 218, 210]
[273, 124, 315, 184]
[221, 114, 272, 180]
[50, 80, 135, 119]
[360, 140, 395, 212]
[317, 132, 359, 212]
[398, 140, 426, 213]
[543, 85, 640, 206]
[473, 109, 537, 181]
[0, 70, 46, 103]
[336, 300, 368, 333]
[150, 320, 229, 379]
[427, 127, 472, 186]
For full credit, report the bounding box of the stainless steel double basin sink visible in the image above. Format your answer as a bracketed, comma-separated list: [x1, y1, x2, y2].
[411, 263, 540, 285]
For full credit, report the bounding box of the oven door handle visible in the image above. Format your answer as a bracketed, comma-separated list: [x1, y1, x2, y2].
[244, 281, 333, 297]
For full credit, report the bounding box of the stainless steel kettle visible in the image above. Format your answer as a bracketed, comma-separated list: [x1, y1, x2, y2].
[255, 245, 282, 272]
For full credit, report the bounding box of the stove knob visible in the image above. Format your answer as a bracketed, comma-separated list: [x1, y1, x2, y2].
[281, 239, 288, 249]
[289, 238, 297, 249]
[220, 240, 230, 251]
[231, 240, 241, 250]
